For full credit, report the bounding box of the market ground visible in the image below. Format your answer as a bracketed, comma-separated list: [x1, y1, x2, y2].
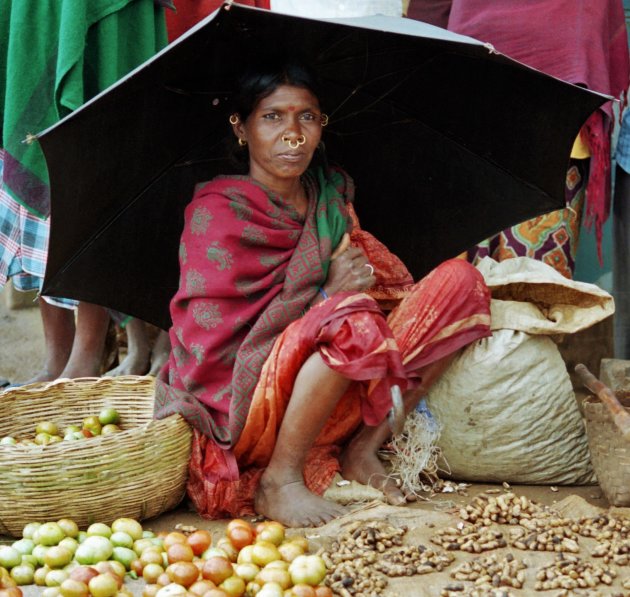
[0, 284, 624, 595]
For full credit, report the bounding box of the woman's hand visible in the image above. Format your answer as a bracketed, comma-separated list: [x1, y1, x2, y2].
[323, 245, 376, 296]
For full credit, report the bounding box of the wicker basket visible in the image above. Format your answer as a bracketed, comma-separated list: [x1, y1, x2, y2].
[584, 392, 630, 506]
[0, 376, 192, 537]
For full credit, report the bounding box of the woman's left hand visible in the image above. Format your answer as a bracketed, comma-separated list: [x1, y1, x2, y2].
[322, 245, 376, 296]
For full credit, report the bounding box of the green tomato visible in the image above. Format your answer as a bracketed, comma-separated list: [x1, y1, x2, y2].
[98, 408, 120, 426]
[288, 554, 327, 586]
[57, 519, 79, 539]
[0, 436, 17, 445]
[111, 518, 143, 542]
[59, 538, 78, 554]
[141, 530, 155, 539]
[111, 547, 136, 571]
[0, 546, 22, 569]
[21, 554, 38, 568]
[32, 544, 50, 566]
[109, 532, 133, 549]
[88, 573, 119, 597]
[37, 522, 66, 546]
[11, 538, 35, 556]
[22, 522, 42, 540]
[10, 564, 35, 585]
[44, 546, 73, 569]
[36, 421, 59, 436]
[76, 531, 88, 544]
[45, 568, 69, 587]
[86, 523, 111, 539]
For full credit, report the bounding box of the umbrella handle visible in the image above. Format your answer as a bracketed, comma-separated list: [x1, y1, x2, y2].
[575, 363, 630, 441]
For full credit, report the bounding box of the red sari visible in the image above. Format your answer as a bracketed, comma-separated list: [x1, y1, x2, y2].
[156, 168, 491, 518]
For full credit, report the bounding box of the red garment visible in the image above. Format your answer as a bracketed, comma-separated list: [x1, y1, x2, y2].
[406, 0, 452, 28]
[447, 0, 630, 258]
[166, 0, 270, 42]
[187, 259, 492, 519]
[158, 171, 352, 447]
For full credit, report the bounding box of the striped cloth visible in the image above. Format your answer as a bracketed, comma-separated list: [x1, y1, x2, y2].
[0, 150, 75, 307]
[616, 109, 630, 175]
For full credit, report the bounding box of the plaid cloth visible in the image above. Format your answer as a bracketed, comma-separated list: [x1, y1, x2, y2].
[0, 151, 75, 307]
[617, 109, 630, 175]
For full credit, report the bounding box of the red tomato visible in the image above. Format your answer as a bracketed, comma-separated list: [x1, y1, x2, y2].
[226, 526, 254, 551]
[187, 530, 212, 556]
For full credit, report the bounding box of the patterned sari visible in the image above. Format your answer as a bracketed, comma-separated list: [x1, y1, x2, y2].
[156, 167, 491, 518]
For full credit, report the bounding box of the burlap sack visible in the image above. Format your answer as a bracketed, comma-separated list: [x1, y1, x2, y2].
[424, 257, 611, 484]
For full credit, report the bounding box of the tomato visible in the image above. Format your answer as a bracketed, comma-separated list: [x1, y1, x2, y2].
[9, 566, 33, 586]
[58, 538, 78, 555]
[140, 550, 163, 567]
[82, 416, 102, 436]
[162, 533, 187, 551]
[263, 561, 287, 571]
[287, 538, 308, 552]
[227, 527, 254, 551]
[156, 572, 171, 587]
[109, 533, 133, 550]
[133, 539, 155, 557]
[111, 547, 136, 570]
[215, 539, 238, 563]
[250, 543, 281, 568]
[88, 574, 118, 597]
[202, 590, 230, 597]
[86, 524, 111, 539]
[44, 546, 73, 569]
[219, 575, 245, 597]
[226, 520, 251, 534]
[33, 566, 50, 586]
[236, 546, 254, 566]
[166, 562, 199, 588]
[68, 567, 98, 586]
[36, 523, 66, 547]
[201, 557, 233, 585]
[255, 524, 284, 547]
[255, 583, 284, 597]
[255, 568, 291, 590]
[187, 530, 212, 557]
[58, 579, 88, 597]
[57, 520, 79, 539]
[233, 563, 259, 583]
[36, 421, 59, 436]
[288, 586, 316, 597]
[40, 590, 59, 597]
[45, 569, 69, 587]
[188, 580, 217, 596]
[277, 543, 303, 564]
[155, 584, 187, 597]
[0, 547, 21, 569]
[111, 519, 143, 542]
[313, 587, 332, 597]
[22, 523, 41, 541]
[98, 408, 120, 426]
[287, 556, 326, 587]
[166, 543, 194, 564]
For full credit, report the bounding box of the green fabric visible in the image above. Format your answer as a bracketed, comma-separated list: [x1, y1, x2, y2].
[314, 166, 351, 279]
[0, 0, 167, 217]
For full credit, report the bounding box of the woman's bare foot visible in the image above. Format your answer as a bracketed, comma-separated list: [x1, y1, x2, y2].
[255, 472, 347, 528]
[341, 436, 407, 506]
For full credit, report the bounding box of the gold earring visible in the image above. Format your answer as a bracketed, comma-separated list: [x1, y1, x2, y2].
[229, 114, 240, 125]
[238, 138, 247, 147]
[320, 114, 329, 127]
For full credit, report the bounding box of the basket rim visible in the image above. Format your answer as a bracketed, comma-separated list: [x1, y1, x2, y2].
[0, 375, 155, 397]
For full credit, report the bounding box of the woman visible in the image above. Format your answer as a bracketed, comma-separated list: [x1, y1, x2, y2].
[155, 62, 492, 527]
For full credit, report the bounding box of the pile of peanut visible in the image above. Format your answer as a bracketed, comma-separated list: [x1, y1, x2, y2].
[431, 523, 507, 553]
[449, 552, 527, 589]
[321, 520, 453, 596]
[533, 554, 616, 590]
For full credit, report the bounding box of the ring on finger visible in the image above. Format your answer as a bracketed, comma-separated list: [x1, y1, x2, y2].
[365, 263, 375, 276]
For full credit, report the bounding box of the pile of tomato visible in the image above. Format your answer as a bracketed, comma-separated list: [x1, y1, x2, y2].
[0, 517, 331, 597]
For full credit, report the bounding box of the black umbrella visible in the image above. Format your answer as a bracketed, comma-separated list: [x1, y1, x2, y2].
[38, 3, 606, 330]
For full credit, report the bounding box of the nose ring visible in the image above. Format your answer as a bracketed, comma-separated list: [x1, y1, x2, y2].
[282, 134, 306, 149]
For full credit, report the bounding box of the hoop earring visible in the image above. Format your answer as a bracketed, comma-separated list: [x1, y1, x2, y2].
[320, 114, 329, 127]
[229, 114, 240, 125]
[238, 138, 247, 147]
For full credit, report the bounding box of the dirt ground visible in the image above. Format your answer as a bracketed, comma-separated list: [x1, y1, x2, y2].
[1, 286, 628, 595]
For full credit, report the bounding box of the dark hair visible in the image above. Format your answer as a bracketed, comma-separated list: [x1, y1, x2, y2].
[232, 59, 323, 122]
[228, 59, 328, 172]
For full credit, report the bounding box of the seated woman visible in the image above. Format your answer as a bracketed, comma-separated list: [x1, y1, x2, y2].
[155, 61, 492, 527]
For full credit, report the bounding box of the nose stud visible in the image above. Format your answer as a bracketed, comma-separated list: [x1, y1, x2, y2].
[282, 134, 306, 149]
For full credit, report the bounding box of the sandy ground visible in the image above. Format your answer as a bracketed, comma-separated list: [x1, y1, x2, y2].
[0, 286, 627, 595]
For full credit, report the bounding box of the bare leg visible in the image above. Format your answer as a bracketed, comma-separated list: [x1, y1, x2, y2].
[105, 318, 151, 376]
[255, 352, 351, 527]
[341, 352, 458, 505]
[148, 330, 171, 376]
[58, 302, 110, 378]
[23, 299, 75, 384]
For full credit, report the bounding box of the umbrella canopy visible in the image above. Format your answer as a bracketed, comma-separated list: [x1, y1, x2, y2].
[38, 3, 607, 330]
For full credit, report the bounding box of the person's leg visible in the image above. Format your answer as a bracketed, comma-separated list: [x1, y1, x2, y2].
[148, 330, 171, 376]
[58, 302, 110, 378]
[24, 299, 75, 383]
[341, 352, 458, 505]
[105, 318, 151, 376]
[255, 351, 351, 527]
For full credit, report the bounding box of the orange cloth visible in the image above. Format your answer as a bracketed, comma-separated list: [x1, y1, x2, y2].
[187, 259, 491, 519]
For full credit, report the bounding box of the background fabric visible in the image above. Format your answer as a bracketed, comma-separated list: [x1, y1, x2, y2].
[0, 0, 168, 217]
